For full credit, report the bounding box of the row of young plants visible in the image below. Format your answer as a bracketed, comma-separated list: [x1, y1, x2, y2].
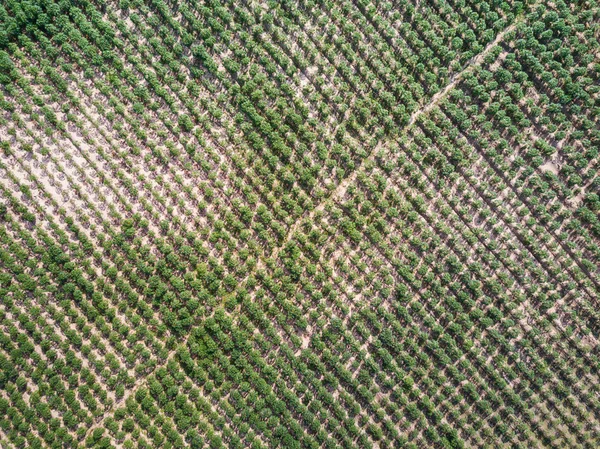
[211, 5, 597, 441]
[0, 0, 536, 350]
[0, 0, 598, 448]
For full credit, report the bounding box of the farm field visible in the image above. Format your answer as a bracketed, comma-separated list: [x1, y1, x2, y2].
[0, 0, 599, 448]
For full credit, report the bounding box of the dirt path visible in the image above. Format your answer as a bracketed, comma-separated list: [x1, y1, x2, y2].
[77, 9, 535, 445]
[268, 19, 525, 264]
[406, 23, 518, 127]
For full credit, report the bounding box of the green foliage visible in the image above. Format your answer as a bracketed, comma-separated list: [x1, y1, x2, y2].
[0, 1, 597, 448]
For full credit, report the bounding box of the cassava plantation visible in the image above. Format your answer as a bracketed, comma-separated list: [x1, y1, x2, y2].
[0, 0, 599, 448]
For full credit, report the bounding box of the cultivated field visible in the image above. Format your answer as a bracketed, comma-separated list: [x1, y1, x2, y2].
[0, 0, 599, 448]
